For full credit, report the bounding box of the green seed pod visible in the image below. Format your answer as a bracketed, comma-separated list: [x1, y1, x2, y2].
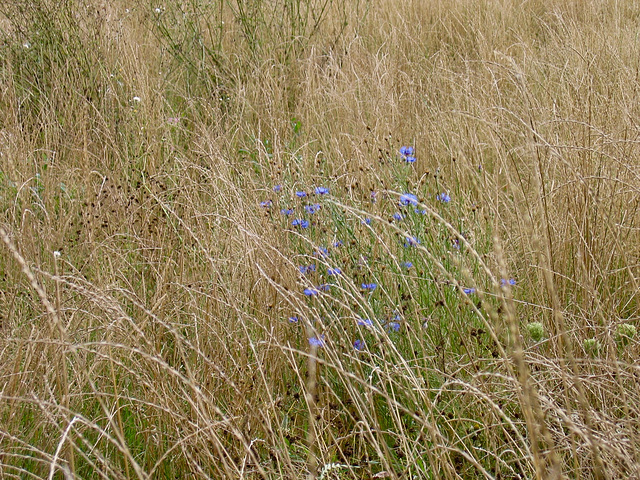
[616, 323, 637, 346]
[526, 322, 544, 342]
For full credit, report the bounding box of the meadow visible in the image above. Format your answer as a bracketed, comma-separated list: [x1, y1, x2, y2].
[1, 0, 639, 478]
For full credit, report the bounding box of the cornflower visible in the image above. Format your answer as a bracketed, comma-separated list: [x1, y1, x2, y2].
[309, 335, 325, 347]
[357, 318, 373, 327]
[404, 236, 420, 247]
[436, 192, 451, 203]
[314, 186, 329, 195]
[361, 283, 377, 291]
[399, 193, 418, 206]
[292, 219, 309, 229]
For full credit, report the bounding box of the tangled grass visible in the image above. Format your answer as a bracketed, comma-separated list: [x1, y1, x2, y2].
[1, 0, 639, 478]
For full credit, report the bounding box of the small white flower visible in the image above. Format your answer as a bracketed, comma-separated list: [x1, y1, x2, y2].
[154, 7, 162, 13]
[132, 96, 141, 103]
[23, 42, 30, 49]
[53, 251, 61, 258]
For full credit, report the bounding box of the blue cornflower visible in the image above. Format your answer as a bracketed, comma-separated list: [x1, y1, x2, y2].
[273, 185, 282, 192]
[436, 193, 451, 203]
[327, 268, 342, 276]
[315, 186, 329, 195]
[318, 284, 331, 292]
[357, 318, 373, 327]
[315, 247, 329, 258]
[292, 219, 310, 229]
[452, 238, 460, 249]
[404, 236, 420, 247]
[354, 339, 365, 351]
[399, 193, 418, 206]
[299, 264, 316, 274]
[393, 212, 404, 221]
[304, 287, 320, 296]
[309, 335, 325, 347]
[288, 316, 299, 323]
[414, 208, 427, 215]
[501, 278, 516, 286]
[333, 240, 343, 247]
[305, 204, 320, 214]
[361, 283, 377, 291]
[260, 200, 272, 208]
[296, 191, 307, 198]
[387, 322, 401, 332]
[404, 156, 417, 163]
[400, 146, 414, 157]
[402, 261, 413, 269]
[281, 208, 294, 215]
[463, 288, 476, 295]
[362, 218, 372, 225]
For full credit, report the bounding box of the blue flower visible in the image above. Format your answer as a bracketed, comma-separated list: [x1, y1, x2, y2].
[463, 288, 476, 295]
[414, 208, 426, 215]
[318, 284, 331, 292]
[357, 318, 373, 327]
[452, 238, 460, 249]
[501, 278, 516, 286]
[399, 193, 418, 206]
[281, 208, 294, 215]
[314, 247, 329, 258]
[260, 200, 273, 208]
[333, 240, 343, 248]
[305, 204, 320, 214]
[361, 283, 377, 291]
[296, 191, 307, 198]
[327, 268, 341, 276]
[292, 219, 310, 229]
[273, 185, 282, 192]
[288, 316, 299, 323]
[315, 186, 329, 195]
[371, 191, 378, 203]
[404, 156, 417, 163]
[404, 236, 420, 247]
[299, 264, 316, 274]
[362, 218, 372, 225]
[304, 287, 320, 296]
[400, 146, 414, 156]
[353, 339, 365, 351]
[309, 335, 325, 347]
[387, 322, 401, 332]
[436, 193, 451, 203]
[402, 261, 413, 269]
[393, 212, 404, 221]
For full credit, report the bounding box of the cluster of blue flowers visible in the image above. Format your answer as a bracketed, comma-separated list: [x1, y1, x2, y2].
[400, 146, 416, 163]
[258, 142, 515, 354]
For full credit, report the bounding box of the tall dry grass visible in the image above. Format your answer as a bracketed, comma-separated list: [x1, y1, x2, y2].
[0, 0, 639, 478]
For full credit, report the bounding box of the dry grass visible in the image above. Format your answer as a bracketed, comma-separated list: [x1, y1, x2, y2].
[1, 0, 639, 478]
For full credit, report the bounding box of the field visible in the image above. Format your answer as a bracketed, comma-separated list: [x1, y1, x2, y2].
[1, 0, 640, 478]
